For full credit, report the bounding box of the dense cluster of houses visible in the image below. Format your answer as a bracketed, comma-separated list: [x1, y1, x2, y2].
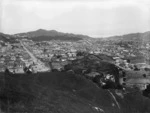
[1, 38, 150, 75]
[0, 42, 35, 73]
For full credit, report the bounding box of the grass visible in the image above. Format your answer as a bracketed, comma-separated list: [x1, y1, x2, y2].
[0, 72, 150, 113]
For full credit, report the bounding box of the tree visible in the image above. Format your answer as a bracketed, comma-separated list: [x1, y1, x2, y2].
[143, 74, 146, 78]
[43, 48, 47, 53]
[5, 68, 10, 74]
[134, 65, 140, 71]
[56, 55, 62, 59]
[127, 59, 130, 63]
[76, 51, 86, 56]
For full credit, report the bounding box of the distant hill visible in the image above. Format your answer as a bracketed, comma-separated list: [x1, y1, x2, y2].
[0, 33, 17, 43]
[107, 31, 150, 42]
[0, 33, 9, 41]
[14, 29, 91, 41]
[2, 30, 150, 42]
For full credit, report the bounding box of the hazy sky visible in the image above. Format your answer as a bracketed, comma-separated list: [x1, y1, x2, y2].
[0, 0, 150, 37]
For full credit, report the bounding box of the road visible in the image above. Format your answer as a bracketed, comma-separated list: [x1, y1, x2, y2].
[20, 41, 38, 63]
[20, 41, 50, 72]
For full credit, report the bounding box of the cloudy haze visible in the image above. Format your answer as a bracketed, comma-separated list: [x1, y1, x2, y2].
[0, 0, 150, 37]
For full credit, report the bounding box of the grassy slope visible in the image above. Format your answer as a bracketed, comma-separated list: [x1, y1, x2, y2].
[0, 72, 150, 113]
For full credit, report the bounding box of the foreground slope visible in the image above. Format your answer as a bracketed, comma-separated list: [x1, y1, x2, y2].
[0, 72, 150, 113]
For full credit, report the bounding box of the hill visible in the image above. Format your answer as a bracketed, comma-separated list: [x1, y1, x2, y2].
[0, 33, 10, 42]
[107, 31, 150, 42]
[0, 33, 18, 43]
[0, 72, 150, 113]
[14, 29, 91, 41]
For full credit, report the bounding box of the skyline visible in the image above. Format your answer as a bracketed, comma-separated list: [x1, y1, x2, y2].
[0, 0, 150, 37]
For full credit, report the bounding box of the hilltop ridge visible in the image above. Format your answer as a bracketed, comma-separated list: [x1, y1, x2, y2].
[14, 29, 91, 41]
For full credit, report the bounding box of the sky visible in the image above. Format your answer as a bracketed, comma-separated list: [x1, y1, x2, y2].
[0, 0, 150, 37]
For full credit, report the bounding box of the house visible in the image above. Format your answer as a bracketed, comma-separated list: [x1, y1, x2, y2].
[126, 78, 150, 90]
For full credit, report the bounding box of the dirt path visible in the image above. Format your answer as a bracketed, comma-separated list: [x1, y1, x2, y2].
[107, 90, 120, 109]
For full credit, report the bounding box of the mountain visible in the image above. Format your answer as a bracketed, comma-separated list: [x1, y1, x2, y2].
[107, 31, 150, 42]
[14, 29, 91, 41]
[15, 29, 64, 37]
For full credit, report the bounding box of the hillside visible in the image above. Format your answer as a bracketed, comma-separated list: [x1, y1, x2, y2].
[0, 72, 150, 113]
[107, 31, 150, 42]
[0, 33, 18, 43]
[0, 33, 10, 42]
[14, 29, 91, 41]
